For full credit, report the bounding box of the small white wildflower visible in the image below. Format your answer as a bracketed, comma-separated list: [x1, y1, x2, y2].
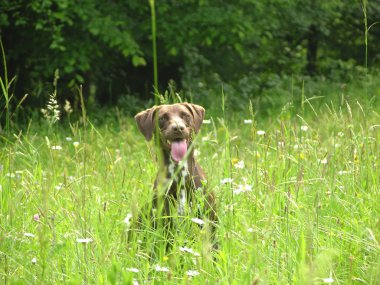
[179, 246, 194, 254]
[257, 130, 265, 136]
[76, 238, 93, 244]
[124, 213, 133, 226]
[126, 268, 139, 273]
[66, 137, 73, 141]
[244, 119, 253, 124]
[24, 233, 35, 238]
[318, 158, 328, 164]
[31, 257, 37, 264]
[179, 246, 200, 257]
[247, 228, 254, 233]
[191, 218, 205, 225]
[132, 279, 139, 285]
[154, 265, 170, 272]
[51, 145, 62, 150]
[186, 270, 200, 277]
[220, 178, 233, 185]
[301, 125, 308, 132]
[337, 132, 344, 137]
[73, 142, 80, 148]
[234, 160, 245, 169]
[294, 144, 299, 149]
[202, 119, 211, 124]
[233, 184, 253, 195]
[322, 277, 334, 284]
[55, 183, 64, 190]
[194, 149, 201, 157]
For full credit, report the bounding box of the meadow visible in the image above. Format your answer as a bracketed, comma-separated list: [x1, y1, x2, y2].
[1, 77, 380, 284]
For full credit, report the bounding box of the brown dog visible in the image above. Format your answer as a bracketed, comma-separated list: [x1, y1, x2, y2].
[134, 103, 216, 245]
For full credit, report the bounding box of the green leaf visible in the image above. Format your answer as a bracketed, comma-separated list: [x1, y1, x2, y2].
[132, 55, 146, 67]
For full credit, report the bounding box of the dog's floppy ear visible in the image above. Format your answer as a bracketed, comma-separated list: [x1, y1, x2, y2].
[182, 103, 205, 134]
[134, 106, 158, 141]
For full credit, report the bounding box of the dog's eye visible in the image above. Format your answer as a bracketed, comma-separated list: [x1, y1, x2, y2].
[180, 112, 191, 123]
[180, 112, 191, 126]
[158, 116, 167, 128]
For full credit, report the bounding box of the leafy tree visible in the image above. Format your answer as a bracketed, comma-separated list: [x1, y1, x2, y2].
[0, 0, 144, 104]
[0, 0, 379, 114]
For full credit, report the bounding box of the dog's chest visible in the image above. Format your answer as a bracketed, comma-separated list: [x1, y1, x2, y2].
[167, 160, 190, 216]
[168, 160, 189, 181]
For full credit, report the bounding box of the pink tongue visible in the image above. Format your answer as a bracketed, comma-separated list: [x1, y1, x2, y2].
[171, 140, 187, 162]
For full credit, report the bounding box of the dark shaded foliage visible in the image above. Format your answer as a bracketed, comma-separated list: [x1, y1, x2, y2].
[0, 0, 379, 112]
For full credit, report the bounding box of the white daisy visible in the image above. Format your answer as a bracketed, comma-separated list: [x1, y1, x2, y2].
[322, 277, 334, 283]
[179, 246, 194, 254]
[186, 270, 200, 277]
[234, 160, 245, 169]
[76, 238, 93, 244]
[51, 145, 62, 150]
[126, 268, 139, 273]
[124, 213, 133, 226]
[220, 178, 233, 184]
[154, 265, 169, 272]
[257, 130, 265, 136]
[191, 218, 205, 225]
[233, 184, 252, 195]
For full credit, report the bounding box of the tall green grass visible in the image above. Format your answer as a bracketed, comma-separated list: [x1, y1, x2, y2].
[1, 4, 380, 282]
[0, 40, 11, 135]
[1, 77, 379, 284]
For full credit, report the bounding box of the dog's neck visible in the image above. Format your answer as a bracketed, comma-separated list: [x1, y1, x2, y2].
[161, 148, 195, 178]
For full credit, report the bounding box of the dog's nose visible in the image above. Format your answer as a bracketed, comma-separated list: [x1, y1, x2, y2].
[171, 122, 185, 132]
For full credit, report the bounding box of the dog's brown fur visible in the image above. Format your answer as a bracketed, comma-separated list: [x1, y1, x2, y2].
[135, 103, 216, 244]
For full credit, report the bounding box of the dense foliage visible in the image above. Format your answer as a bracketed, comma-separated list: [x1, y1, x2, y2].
[0, 0, 379, 110]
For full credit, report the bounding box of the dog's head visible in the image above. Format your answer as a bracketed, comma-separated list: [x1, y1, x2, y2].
[135, 103, 205, 162]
